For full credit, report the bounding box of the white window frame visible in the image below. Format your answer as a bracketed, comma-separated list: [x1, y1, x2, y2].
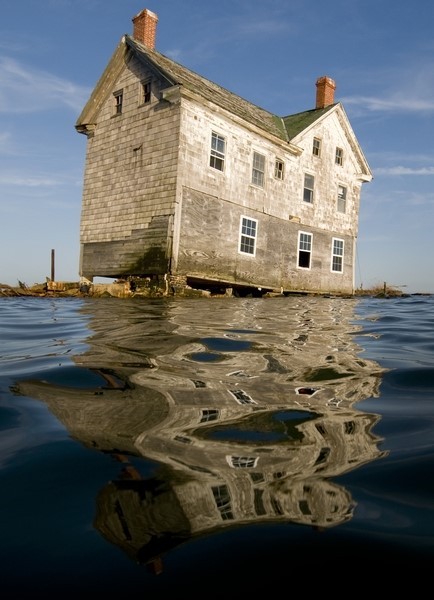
[297, 231, 312, 269]
[252, 151, 265, 187]
[331, 238, 344, 273]
[210, 131, 226, 171]
[337, 184, 347, 213]
[335, 147, 343, 166]
[227, 455, 259, 468]
[239, 216, 257, 257]
[303, 173, 314, 203]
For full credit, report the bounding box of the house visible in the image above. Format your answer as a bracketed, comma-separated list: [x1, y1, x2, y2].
[75, 8, 372, 297]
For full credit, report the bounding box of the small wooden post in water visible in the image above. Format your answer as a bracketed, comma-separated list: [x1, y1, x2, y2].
[51, 249, 55, 282]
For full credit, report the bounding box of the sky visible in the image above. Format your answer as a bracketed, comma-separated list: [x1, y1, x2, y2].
[1, 0, 433, 294]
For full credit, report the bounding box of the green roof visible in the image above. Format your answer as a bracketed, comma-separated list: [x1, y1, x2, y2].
[127, 35, 293, 142]
[282, 106, 337, 139]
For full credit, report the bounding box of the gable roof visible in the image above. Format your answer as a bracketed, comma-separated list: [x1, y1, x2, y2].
[283, 106, 337, 139]
[75, 34, 372, 179]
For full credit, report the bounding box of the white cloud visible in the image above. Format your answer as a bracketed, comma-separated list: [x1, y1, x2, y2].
[375, 166, 434, 175]
[0, 57, 91, 114]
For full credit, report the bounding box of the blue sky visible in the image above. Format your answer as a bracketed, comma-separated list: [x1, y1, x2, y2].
[1, 0, 433, 293]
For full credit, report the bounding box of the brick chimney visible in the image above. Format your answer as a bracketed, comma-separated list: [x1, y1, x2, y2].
[132, 8, 158, 49]
[315, 76, 336, 109]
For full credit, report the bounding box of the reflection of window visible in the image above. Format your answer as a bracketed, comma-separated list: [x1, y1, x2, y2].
[298, 231, 312, 269]
[113, 89, 123, 115]
[337, 185, 347, 213]
[210, 131, 226, 171]
[239, 216, 257, 256]
[229, 389, 256, 404]
[335, 147, 343, 165]
[331, 238, 344, 272]
[228, 455, 258, 468]
[312, 137, 321, 157]
[212, 485, 233, 520]
[252, 151, 265, 187]
[303, 173, 314, 203]
[274, 158, 284, 180]
[200, 409, 219, 423]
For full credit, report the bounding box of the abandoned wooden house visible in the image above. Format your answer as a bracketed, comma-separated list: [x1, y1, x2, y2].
[75, 8, 372, 297]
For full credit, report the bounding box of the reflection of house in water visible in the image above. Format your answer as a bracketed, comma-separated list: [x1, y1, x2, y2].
[15, 297, 388, 567]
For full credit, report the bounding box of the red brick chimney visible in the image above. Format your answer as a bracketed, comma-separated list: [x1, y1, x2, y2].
[132, 8, 158, 49]
[315, 76, 336, 109]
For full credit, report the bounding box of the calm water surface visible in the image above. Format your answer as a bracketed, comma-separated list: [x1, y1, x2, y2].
[1, 294, 433, 593]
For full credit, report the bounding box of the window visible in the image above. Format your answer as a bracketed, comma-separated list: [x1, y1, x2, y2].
[274, 158, 284, 180]
[337, 185, 347, 213]
[252, 151, 265, 187]
[228, 456, 258, 468]
[239, 217, 257, 256]
[113, 89, 123, 115]
[212, 485, 234, 520]
[210, 131, 226, 171]
[229, 388, 256, 404]
[303, 173, 314, 203]
[200, 409, 219, 423]
[335, 147, 343, 165]
[141, 80, 152, 104]
[312, 138, 321, 157]
[332, 238, 344, 272]
[298, 232, 312, 269]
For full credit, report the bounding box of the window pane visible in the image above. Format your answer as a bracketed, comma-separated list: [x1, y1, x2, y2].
[252, 152, 265, 187]
[239, 217, 257, 255]
[303, 174, 314, 203]
[210, 132, 225, 171]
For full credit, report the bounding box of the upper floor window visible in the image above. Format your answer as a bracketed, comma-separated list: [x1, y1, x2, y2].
[252, 151, 265, 187]
[210, 132, 226, 171]
[337, 185, 347, 213]
[274, 158, 284, 180]
[303, 173, 314, 203]
[298, 231, 312, 269]
[113, 89, 123, 115]
[312, 138, 321, 157]
[239, 217, 257, 256]
[140, 80, 152, 104]
[335, 147, 343, 165]
[332, 238, 344, 272]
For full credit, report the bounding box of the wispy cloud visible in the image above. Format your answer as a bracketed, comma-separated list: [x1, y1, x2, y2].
[0, 173, 62, 187]
[343, 94, 434, 113]
[375, 166, 434, 175]
[0, 57, 90, 114]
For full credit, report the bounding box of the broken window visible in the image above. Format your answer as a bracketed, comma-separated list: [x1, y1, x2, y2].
[335, 147, 343, 165]
[312, 137, 321, 157]
[337, 184, 347, 213]
[303, 173, 314, 203]
[252, 151, 265, 187]
[210, 131, 226, 171]
[274, 158, 284, 180]
[113, 89, 123, 115]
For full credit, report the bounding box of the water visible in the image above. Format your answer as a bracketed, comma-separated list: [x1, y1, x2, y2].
[1, 294, 433, 592]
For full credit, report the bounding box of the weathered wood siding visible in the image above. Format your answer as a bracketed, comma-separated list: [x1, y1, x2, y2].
[173, 99, 357, 293]
[79, 57, 180, 279]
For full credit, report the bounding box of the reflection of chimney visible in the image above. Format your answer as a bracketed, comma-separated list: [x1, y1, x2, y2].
[315, 76, 336, 108]
[132, 8, 158, 49]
